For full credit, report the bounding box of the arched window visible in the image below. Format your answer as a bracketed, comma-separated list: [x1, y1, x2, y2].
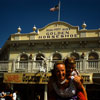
[36, 53, 45, 60]
[88, 52, 98, 60]
[53, 53, 62, 60]
[70, 53, 80, 70]
[88, 52, 99, 69]
[20, 54, 28, 61]
[70, 53, 79, 60]
[35, 53, 45, 70]
[51, 53, 62, 70]
[19, 54, 28, 71]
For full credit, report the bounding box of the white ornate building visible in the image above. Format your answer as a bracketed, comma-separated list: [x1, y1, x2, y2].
[0, 21, 100, 100]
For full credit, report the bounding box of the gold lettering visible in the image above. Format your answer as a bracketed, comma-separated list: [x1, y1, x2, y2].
[52, 35, 55, 38]
[38, 36, 42, 39]
[47, 35, 50, 38]
[65, 31, 69, 34]
[43, 36, 46, 38]
[50, 32, 53, 35]
[70, 34, 73, 37]
[22, 74, 36, 82]
[46, 32, 49, 35]
[56, 35, 59, 38]
[54, 28, 61, 30]
[61, 35, 64, 38]
[74, 34, 77, 37]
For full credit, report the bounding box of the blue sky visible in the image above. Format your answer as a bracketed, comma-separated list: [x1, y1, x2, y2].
[0, 0, 100, 48]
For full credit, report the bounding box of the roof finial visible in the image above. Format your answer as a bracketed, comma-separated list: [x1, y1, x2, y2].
[82, 22, 87, 30]
[33, 25, 37, 33]
[17, 26, 21, 33]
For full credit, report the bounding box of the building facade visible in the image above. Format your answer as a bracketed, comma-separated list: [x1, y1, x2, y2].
[0, 21, 100, 100]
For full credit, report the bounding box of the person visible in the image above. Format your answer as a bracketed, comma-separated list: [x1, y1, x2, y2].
[48, 61, 87, 100]
[64, 57, 87, 100]
[64, 57, 81, 79]
[5, 92, 13, 100]
[12, 91, 19, 100]
[36, 95, 40, 100]
[0, 91, 6, 100]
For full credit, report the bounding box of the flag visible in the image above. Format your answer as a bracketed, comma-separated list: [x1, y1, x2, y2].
[50, 4, 59, 12]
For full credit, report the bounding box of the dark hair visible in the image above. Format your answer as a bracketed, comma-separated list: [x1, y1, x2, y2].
[64, 57, 76, 68]
[51, 61, 65, 80]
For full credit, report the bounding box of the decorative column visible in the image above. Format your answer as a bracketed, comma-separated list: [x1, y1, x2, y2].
[28, 60, 31, 72]
[12, 60, 15, 72]
[84, 56, 87, 72]
[46, 59, 48, 73]
[98, 58, 100, 72]
[17, 58, 20, 69]
[81, 52, 86, 72]
[44, 84, 48, 100]
[82, 58, 85, 72]
[33, 60, 36, 73]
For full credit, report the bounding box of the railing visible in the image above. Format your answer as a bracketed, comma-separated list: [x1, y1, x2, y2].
[85, 60, 100, 72]
[0, 61, 9, 72]
[76, 60, 83, 72]
[0, 59, 100, 73]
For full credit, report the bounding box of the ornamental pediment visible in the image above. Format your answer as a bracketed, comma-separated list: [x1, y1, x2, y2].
[36, 21, 79, 39]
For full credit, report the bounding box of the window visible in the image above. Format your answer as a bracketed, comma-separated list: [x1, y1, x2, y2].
[88, 52, 98, 60]
[53, 53, 62, 60]
[70, 53, 79, 60]
[36, 54, 45, 60]
[20, 54, 28, 61]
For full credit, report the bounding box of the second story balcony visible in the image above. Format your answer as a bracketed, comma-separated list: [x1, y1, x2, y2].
[0, 59, 100, 73]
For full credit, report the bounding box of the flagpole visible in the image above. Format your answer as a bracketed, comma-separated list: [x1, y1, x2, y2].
[58, 0, 60, 21]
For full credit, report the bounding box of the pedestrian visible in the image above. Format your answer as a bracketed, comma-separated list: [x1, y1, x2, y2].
[0, 91, 6, 100]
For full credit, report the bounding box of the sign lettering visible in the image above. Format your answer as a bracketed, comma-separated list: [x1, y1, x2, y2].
[38, 27, 77, 39]
[4, 73, 51, 84]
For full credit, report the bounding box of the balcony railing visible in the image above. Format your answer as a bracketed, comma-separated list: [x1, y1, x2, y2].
[0, 59, 100, 73]
[0, 61, 9, 72]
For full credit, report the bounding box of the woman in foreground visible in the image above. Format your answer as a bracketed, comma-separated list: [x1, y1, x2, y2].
[48, 61, 87, 100]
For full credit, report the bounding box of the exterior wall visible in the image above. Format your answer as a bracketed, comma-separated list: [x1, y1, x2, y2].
[0, 21, 100, 100]
[0, 21, 100, 80]
[86, 31, 98, 37]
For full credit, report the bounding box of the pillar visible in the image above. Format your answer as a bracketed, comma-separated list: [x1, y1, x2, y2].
[44, 84, 48, 100]
[12, 60, 15, 72]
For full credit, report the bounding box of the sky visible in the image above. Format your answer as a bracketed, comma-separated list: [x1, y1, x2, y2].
[0, 0, 100, 48]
